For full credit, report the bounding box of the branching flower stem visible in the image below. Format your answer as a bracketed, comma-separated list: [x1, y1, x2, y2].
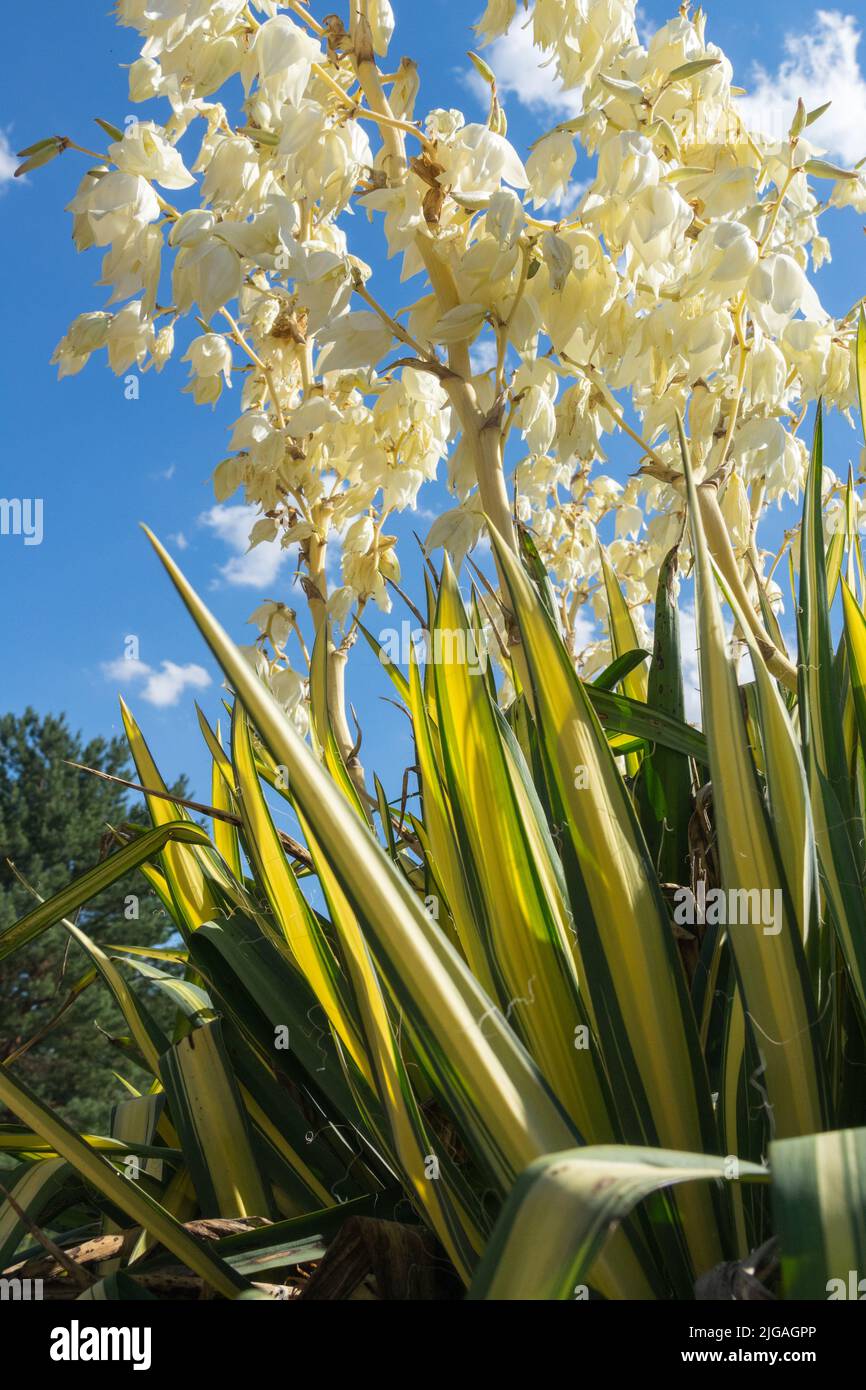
[220, 308, 286, 428]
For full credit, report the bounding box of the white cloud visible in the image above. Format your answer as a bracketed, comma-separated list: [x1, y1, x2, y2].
[465, 11, 582, 115]
[0, 130, 18, 187]
[571, 607, 598, 652]
[102, 656, 151, 685]
[101, 656, 211, 707]
[738, 10, 866, 164]
[199, 503, 289, 587]
[473, 8, 866, 163]
[635, 6, 657, 46]
[140, 661, 211, 708]
[470, 336, 498, 374]
[540, 176, 589, 215]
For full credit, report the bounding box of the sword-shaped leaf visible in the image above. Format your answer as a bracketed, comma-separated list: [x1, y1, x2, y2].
[0, 822, 211, 962]
[0, 1066, 247, 1299]
[469, 1146, 767, 1300]
[771, 1126, 866, 1298]
[680, 416, 829, 1137]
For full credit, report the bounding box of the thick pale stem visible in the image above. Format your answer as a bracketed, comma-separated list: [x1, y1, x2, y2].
[327, 648, 365, 791]
[342, 20, 521, 668]
[412, 231, 531, 698]
[414, 234, 518, 554]
[747, 481, 765, 583]
[307, 531, 329, 633]
[350, 3, 406, 181]
[697, 485, 798, 691]
[445, 375, 517, 552]
[644, 460, 795, 688]
[308, 530, 367, 794]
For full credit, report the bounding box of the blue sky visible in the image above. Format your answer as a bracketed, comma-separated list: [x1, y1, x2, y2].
[1, 1, 865, 804]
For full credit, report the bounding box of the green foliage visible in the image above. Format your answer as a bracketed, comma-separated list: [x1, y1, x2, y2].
[0, 711, 186, 1132]
[2, 411, 866, 1300]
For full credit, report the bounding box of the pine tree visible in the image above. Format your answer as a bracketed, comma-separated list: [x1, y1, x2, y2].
[0, 709, 186, 1132]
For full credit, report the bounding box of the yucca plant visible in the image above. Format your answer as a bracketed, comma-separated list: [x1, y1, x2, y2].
[3, 382, 866, 1299]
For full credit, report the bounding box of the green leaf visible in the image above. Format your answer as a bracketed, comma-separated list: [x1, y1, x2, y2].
[14, 137, 63, 176]
[160, 1019, 275, 1220]
[771, 1127, 866, 1298]
[592, 649, 652, 693]
[94, 117, 124, 141]
[357, 621, 411, 704]
[636, 547, 692, 882]
[799, 409, 866, 1018]
[141, 528, 582, 1183]
[229, 703, 370, 1081]
[599, 546, 648, 703]
[668, 57, 721, 80]
[141, 526, 652, 1297]
[488, 523, 724, 1281]
[59, 916, 171, 1077]
[469, 1145, 766, 1300]
[430, 559, 616, 1147]
[0, 1158, 80, 1271]
[680, 415, 830, 1138]
[121, 700, 223, 931]
[804, 100, 832, 127]
[0, 822, 212, 962]
[0, 1065, 248, 1299]
[586, 685, 708, 760]
[112, 953, 214, 1023]
[467, 50, 496, 87]
[187, 915, 362, 1129]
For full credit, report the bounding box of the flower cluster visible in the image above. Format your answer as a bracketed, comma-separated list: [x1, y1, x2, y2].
[47, 0, 866, 715]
